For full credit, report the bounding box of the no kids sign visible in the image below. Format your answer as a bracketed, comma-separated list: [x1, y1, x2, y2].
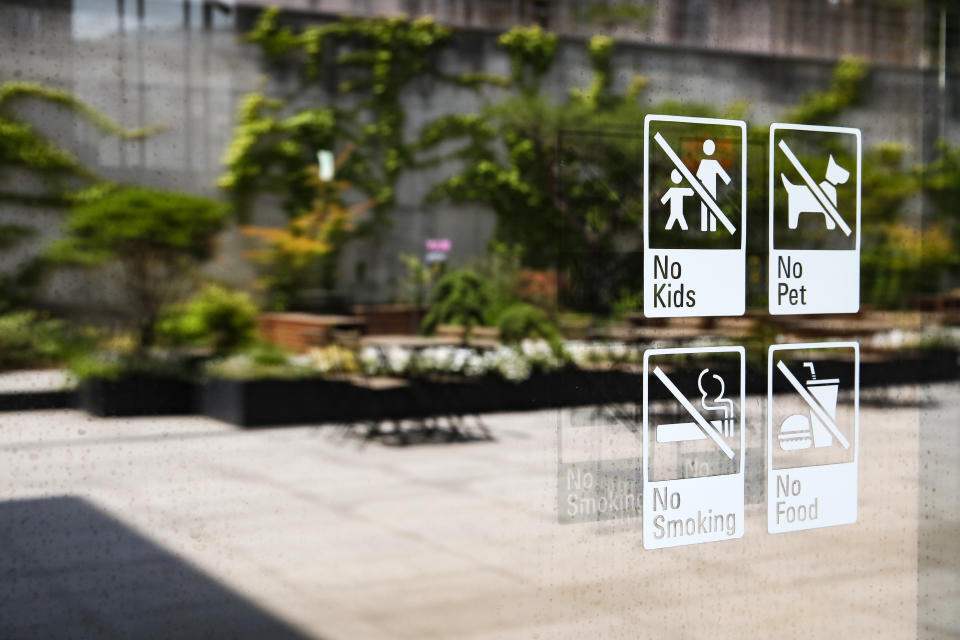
[643, 114, 747, 318]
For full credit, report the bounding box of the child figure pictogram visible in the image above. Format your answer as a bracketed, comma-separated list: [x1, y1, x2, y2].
[660, 169, 693, 231]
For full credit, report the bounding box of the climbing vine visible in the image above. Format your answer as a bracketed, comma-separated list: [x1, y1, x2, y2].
[782, 57, 868, 125]
[223, 8, 500, 225]
[498, 24, 558, 90]
[0, 81, 160, 309]
[220, 8, 513, 307]
[570, 35, 615, 108]
[0, 81, 159, 207]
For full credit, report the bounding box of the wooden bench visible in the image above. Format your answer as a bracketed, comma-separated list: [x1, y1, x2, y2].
[259, 313, 365, 351]
[435, 325, 501, 348]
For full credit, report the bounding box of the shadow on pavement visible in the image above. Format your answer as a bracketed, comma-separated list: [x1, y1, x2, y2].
[0, 495, 314, 640]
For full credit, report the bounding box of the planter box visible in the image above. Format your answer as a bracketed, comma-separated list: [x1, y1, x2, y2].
[199, 350, 960, 428]
[350, 305, 429, 336]
[201, 370, 646, 428]
[0, 390, 74, 412]
[202, 377, 362, 427]
[77, 376, 198, 417]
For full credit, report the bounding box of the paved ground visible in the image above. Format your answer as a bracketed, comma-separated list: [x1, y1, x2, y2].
[0, 369, 74, 393]
[0, 383, 954, 639]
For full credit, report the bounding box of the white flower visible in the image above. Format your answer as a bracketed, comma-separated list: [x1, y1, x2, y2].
[565, 341, 591, 367]
[608, 342, 628, 361]
[386, 346, 412, 375]
[359, 346, 383, 375]
[451, 348, 472, 373]
[289, 353, 312, 368]
[464, 353, 488, 377]
[486, 346, 532, 382]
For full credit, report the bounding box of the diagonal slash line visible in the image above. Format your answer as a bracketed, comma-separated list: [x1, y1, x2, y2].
[776, 360, 850, 449]
[653, 366, 735, 459]
[777, 139, 852, 237]
[653, 132, 736, 235]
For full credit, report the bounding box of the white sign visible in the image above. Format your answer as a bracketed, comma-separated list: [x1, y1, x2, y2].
[557, 405, 642, 524]
[317, 149, 335, 181]
[767, 342, 859, 533]
[769, 124, 861, 314]
[644, 115, 746, 317]
[643, 346, 745, 548]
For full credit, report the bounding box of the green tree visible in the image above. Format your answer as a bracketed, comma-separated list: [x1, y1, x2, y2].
[421, 33, 718, 310]
[48, 186, 228, 349]
[241, 169, 374, 309]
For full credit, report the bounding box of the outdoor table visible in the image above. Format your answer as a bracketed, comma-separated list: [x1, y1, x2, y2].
[360, 335, 462, 349]
[775, 318, 889, 338]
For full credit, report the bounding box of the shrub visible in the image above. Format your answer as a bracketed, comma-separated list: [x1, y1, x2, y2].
[497, 302, 562, 349]
[159, 285, 258, 355]
[420, 268, 491, 335]
[0, 311, 69, 370]
[611, 288, 643, 319]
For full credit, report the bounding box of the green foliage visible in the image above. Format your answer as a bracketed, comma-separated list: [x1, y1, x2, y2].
[0, 82, 166, 313]
[782, 57, 868, 124]
[205, 342, 318, 380]
[397, 253, 436, 307]
[579, 2, 655, 26]
[225, 9, 508, 298]
[571, 35, 615, 107]
[0, 223, 31, 251]
[219, 93, 339, 219]
[423, 33, 736, 293]
[158, 285, 258, 355]
[498, 25, 557, 89]
[228, 11, 478, 226]
[424, 89, 653, 287]
[922, 141, 960, 239]
[420, 268, 491, 335]
[68, 350, 198, 381]
[0, 224, 42, 313]
[611, 288, 643, 319]
[861, 143, 917, 225]
[863, 223, 956, 308]
[479, 241, 525, 321]
[50, 186, 228, 265]
[0, 81, 160, 207]
[496, 302, 562, 347]
[240, 163, 373, 310]
[49, 186, 229, 348]
[0, 311, 71, 370]
[245, 7, 300, 63]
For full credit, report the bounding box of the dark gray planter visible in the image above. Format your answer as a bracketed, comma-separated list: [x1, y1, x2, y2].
[197, 349, 960, 428]
[201, 377, 361, 427]
[77, 376, 198, 417]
